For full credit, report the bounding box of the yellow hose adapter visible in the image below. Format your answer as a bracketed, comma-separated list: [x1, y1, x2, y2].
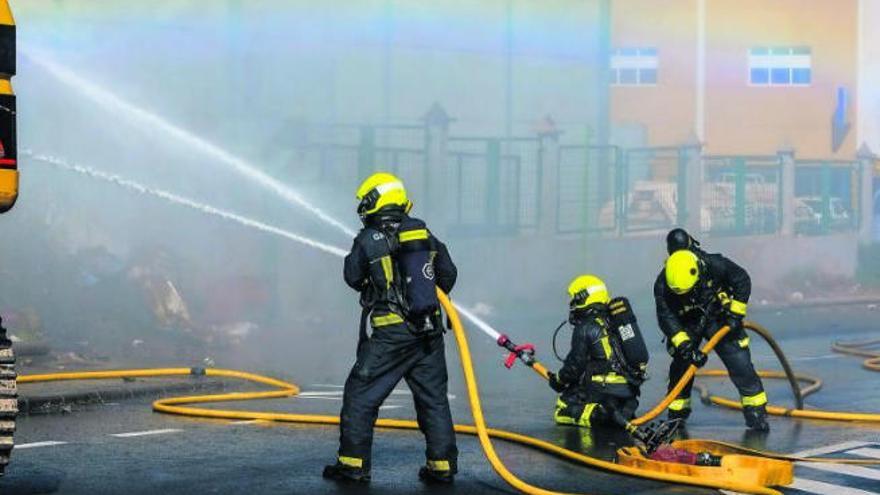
[0, 0, 16, 213]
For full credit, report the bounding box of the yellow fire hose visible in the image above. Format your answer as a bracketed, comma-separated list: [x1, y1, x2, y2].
[832, 338, 880, 372]
[686, 322, 880, 424]
[14, 293, 879, 494]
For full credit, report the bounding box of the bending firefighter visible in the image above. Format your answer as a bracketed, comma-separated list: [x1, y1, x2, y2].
[548, 275, 649, 430]
[656, 228, 769, 431]
[323, 173, 459, 484]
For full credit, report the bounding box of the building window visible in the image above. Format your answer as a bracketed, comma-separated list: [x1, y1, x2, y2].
[611, 47, 658, 86]
[749, 46, 811, 86]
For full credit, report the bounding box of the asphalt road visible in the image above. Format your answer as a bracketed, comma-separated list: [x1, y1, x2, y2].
[2, 305, 880, 495]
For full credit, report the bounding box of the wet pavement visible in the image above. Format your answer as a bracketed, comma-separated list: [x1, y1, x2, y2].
[1, 305, 879, 494]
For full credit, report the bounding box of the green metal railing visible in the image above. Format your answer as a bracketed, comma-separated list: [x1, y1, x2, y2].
[556, 144, 622, 234]
[794, 160, 861, 235]
[446, 136, 541, 236]
[702, 155, 782, 236]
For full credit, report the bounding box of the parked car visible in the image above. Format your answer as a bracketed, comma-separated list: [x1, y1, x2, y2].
[795, 196, 852, 233]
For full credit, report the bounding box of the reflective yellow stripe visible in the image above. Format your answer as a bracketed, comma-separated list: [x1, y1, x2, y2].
[668, 398, 691, 411]
[427, 460, 450, 472]
[729, 299, 748, 316]
[742, 391, 768, 407]
[338, 456, 363, 468]
[372, 314, 404, 327]
[738, 336, 750, 348]
[577, 403, 598, 427]
[554, 398, 575, 425]
[380, 255, 393, 290]
[399, 229, 429, 242]
[671, 331, 691, 348]
[600, 336, 612, 359]
[591, 373, 628, 384]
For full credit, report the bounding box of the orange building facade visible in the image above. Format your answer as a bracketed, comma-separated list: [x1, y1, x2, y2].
[610, 0, 859, 160]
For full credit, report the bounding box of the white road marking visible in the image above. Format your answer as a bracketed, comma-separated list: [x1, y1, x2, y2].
[229, 420, 268, 425]
[110, 428, 182, 438]
[788, 354, 845, 362]
[298, 391, 344, 397]
[379, 405, 402, 410]
[848, 447, 880, 460]
[788, 478, 877, 495]
[15, 441, 68, 449]
[800, 462, 880, 481]
[792, 441, 874, 458]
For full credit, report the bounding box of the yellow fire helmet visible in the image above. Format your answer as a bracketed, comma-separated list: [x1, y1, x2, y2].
[665, 249, 701, 295]
[355, 172, 412, 218]
[567, 274, 610, 310]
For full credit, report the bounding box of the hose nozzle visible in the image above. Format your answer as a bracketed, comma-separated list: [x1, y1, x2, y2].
[497, 334, 536, 369]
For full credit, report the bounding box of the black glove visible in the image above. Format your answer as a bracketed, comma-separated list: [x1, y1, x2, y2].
[725, 313, 744, 335]
[674, 340, 696, 361]
[676, 341, 707, 368]
[547, 372, 566, 393]
[689, 348, 708, 368]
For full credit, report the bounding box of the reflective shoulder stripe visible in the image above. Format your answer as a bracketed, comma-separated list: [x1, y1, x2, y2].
[380, 255, 393, 289]
[741, 391, 768, 407]
[671, 331, 691, 348]
[668, 398, 691, 411]
[399, 229, 429, 242]
[372, 314, 404, 327]
[427, 460, 450, 472]
[738, 336, 750, 348]
[729, 299, 748, 316]
[338, 456, 363, 468]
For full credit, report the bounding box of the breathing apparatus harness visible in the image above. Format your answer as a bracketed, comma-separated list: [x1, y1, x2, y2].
[552, 297, 649, 388]
[359, 209, 444, 340]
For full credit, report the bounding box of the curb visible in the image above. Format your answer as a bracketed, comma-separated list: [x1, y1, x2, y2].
[17, 377, 227, 416]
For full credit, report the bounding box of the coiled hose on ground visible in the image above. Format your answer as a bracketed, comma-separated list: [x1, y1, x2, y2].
[15, 292, 880, 495]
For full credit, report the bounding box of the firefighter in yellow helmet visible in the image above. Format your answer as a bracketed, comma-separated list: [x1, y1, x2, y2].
[655, 229, 768, 431]
[324, 172, 459, 485]
[548, 275, 648, 429]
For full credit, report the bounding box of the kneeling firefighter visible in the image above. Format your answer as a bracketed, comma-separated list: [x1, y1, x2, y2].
[323, 172, 459, 484]
[548, 275, 649, 429]
[656, 228, 769, 431]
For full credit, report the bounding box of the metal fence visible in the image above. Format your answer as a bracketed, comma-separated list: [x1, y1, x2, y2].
[702, 155, 782, 235]
[276, 123, 428, 196]
[265, 117, 870, 240]
[446, 137, 541, 236]
[794, 160, 861, 235]
[620, 147, 684, 233]
[556, 145, 621, 234]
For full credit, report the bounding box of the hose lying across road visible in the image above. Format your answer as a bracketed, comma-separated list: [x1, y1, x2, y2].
[692, 322, 880, 424]
[832, 337, 880, 372]
[15, 292, 880, 495]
